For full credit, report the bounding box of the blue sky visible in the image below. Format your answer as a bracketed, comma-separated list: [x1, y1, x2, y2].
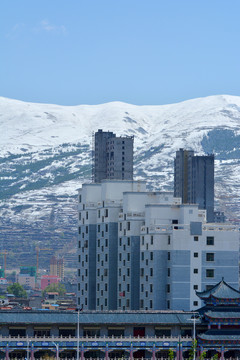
[1, 0, 240, 106]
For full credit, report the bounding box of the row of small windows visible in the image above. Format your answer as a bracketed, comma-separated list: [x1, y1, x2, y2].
[97, 283, 108, 291]
[119, 253, 131, 261]
[97, 224, 108, 233]
[119, 222, 131, 231]
[193, 252, 215, 261]
[118, 268, 130, 276]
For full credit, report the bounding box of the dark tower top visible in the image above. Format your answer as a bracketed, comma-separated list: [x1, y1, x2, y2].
[93, 129, 134, 183]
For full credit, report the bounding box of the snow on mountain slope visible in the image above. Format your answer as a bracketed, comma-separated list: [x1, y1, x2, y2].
[1, 94, 240, 263]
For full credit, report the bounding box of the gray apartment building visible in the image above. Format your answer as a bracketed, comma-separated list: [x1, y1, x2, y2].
[174, 148, 214, 222]
[93, 129, 134, 183]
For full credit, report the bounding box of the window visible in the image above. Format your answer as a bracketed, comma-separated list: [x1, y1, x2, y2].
[194, 268, 198, 274]
[150, 300, 153, 309]
[167, 252, 171, 260]
[193, 285, 198, 290]
[119, 268, 121, 276]
[150, 268, 153, 276]
[86, 211, 88, 220]
[150, 284, 153, 292]
[119, 223, 122, 231]
[105, 224, 108, 232]
[127, 268, 130, 276]
[141, 284, 144, 292]
[151, 236, 153, 245]
[127, 237, 130, 246]
[127, 253, 130, 261]
[140, 268, 144, 276]
[167, 284, 170, 293]
[193, 301, 198, 306]
[167, 300, 170, 309]
[79, 195, 82, 203]
[168, 235, 171, 245]
[98, 225, 100, 233]
[142, 236, 144, 245]
[194, 252, 198, 258]
[98, 210, 100, 218]
[119, 237, 122, 246]
[207, 236, 214, 245]
[105, 239, 108, 247]
[206, 269, 214, 278]
[127, 222, 130, 230]
[194, 236, 198, 241]
[206, 253, 214, 261]
[105, 209, 108, 217]
[150, 252, 153, 260]
[167, 268, 170, 277]
[78, 227, 81, 234]
[141, 252, 144, 261]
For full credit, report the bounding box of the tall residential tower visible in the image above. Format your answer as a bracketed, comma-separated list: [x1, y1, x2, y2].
[174, 149, 214, 222]
[93, 130, 134, 183]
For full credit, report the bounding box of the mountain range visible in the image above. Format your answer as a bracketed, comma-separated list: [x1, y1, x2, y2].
[1, 94, 240, 268]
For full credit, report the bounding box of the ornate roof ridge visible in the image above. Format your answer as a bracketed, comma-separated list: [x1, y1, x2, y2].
[196, 278, 240, 300]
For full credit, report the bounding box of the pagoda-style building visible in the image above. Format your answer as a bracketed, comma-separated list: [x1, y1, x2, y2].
[196, 278, 240, 358]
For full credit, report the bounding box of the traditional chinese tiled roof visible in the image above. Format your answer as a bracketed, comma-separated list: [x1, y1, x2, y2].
[0, 310, 199, 325]
[196, 279, 240, 300]
[205, 311, 240, 319]
[198, 330, 240, 341]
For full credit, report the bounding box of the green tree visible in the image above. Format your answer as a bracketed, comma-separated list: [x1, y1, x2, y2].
[7, 283, 27, 298]
[212, 354, 218, 360]
[42, 283, 66, 296]
[199, 351, 206, 360]
[189, 339, 197, 360]
[168, 349, 174, 360]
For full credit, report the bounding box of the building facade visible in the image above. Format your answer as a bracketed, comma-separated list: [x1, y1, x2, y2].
[93, 129, 134, 183]
[174, 149, 214, 222]
[77, 180, 239, 311]
[50, 256, 64, 279]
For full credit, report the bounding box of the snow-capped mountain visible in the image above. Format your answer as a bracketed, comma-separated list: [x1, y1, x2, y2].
[1, 95, 240, 266]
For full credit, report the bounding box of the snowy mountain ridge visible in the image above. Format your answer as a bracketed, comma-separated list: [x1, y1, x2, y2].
[1, 94, 240, 264]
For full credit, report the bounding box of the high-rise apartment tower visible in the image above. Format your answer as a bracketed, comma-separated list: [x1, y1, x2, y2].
[93, 130, 134, 183]
[174, 149, 214, 222]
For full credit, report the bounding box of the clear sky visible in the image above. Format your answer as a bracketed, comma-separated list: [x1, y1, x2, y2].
[1, 0, 240, 106]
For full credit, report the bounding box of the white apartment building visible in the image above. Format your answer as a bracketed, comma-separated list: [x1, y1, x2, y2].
[77, 180, 239, 311]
